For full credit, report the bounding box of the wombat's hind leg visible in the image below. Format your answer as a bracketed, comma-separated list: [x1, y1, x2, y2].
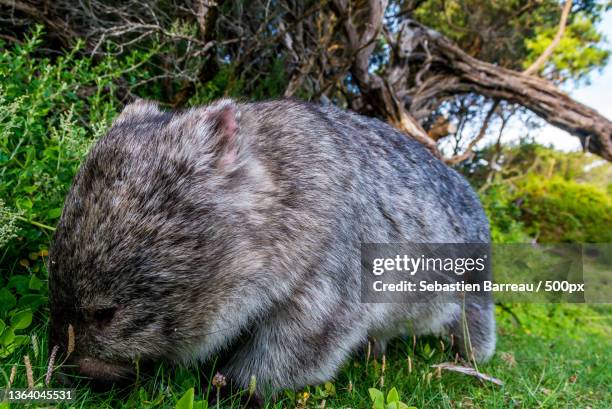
[448, 302, 496, 362]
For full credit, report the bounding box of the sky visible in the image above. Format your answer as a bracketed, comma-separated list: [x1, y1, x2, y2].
[491, 9, 612, 152]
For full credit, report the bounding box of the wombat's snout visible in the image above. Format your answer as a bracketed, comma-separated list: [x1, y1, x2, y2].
[77, 357, 135, 382]
[48, 329, 134, 388]
[49, 306, 139, 388]
[64, 356, 136, 390]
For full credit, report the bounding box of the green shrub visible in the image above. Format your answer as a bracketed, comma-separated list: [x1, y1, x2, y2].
[479, 184, 531, 243]
[0, 28, 154, 345]
[190, 57, 288, 106]
[469, 142, 611, 244]
[516, 176, 612, 243]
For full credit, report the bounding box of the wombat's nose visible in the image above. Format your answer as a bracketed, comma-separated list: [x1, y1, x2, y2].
[74, 357, 136, 390]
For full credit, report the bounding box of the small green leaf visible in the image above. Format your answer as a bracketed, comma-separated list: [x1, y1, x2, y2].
[176, 388, 194, 409]
[387, 387, 400, 403]
[18, 294, 48, 310]
[0, 319, 5, 334]
[0, 288, 16, 313]
[324, 381, 336, 396]
[193, 401, 208, 409]
[369, 388, 384, 402]
[47, 208, 63, 218]
[369, 388, 385, 409]
[23, 185, 38, 194]
[12, 334, 29, 347]
[28, 274, 44, 291]
[11, 310, 33, 330]
[16, 197, 33, 210]
[0, 328, 15, 346]
[8, 275, 30, 295]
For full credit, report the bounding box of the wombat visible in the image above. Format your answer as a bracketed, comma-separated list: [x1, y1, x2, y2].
[48, 99, 495, 394]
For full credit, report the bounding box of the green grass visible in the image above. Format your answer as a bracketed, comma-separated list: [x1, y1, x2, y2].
[1, 304, 610, 408]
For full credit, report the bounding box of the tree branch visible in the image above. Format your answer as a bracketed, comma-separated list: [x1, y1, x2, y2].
[408, 20, 612, 161]
[446, 100, 499, 165]
[523, 0, 572, 76]
[0, 0, 76, 46]
[332, 0, 441, 158]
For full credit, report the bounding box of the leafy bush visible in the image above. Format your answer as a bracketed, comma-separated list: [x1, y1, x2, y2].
[190, 58, 288, 106]
[467, 142, 611, 244]
[0, 25, 289, 363]
[0, 28, 155, 350]
[479, 184, 531, 243]
[516, 176, 612, 243]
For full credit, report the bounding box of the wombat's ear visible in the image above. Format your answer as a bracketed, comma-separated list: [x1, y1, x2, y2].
[114, 99, 160, 124]
[204, 100, 241, 168]
[167, 99, 242, 168]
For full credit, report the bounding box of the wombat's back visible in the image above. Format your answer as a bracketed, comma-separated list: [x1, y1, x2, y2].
[241, 100, 489, 245]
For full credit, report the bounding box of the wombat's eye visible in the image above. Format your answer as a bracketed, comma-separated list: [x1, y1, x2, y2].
[92, 306, 117, 326]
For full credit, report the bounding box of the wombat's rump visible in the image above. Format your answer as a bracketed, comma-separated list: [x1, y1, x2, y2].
[48, 99, 495, 393]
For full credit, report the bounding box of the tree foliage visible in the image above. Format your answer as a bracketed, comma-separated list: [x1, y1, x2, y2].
[517, 175, 611, 243]
[462, 141, 612, 243]
[1, 0, 610, 160]
[0, 29, 154, 272]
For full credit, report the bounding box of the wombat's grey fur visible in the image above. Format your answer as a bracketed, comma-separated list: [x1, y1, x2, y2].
[48, 99, 495, 393]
